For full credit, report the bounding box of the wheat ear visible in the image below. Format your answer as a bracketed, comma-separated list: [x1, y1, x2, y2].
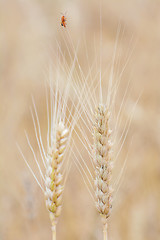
[45, 121, 69, 240]
[94, 104, 113, 240]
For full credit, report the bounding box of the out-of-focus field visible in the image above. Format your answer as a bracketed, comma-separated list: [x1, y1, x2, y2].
[0, 0, 160, 239]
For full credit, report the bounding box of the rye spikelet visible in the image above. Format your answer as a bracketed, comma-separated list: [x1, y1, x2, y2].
[94, 104, 113, 232]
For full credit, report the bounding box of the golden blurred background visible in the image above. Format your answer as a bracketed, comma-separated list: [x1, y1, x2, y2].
[0, 0, 160, 239]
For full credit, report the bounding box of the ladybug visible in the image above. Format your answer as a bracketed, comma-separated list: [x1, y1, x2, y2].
[61, 15, 67, 28]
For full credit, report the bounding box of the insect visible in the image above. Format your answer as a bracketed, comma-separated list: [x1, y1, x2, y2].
[61, 14, 67, 28]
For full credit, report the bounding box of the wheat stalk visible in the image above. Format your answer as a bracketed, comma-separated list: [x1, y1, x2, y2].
[45, 121, 69, 239]
[94, 104, 113, 239]
[17, 55, 82, 239]
[69, 24, 138, 239]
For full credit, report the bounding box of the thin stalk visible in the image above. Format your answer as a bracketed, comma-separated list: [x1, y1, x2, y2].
[103, 223, 108, 240]
[51, 224, 56, 240]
